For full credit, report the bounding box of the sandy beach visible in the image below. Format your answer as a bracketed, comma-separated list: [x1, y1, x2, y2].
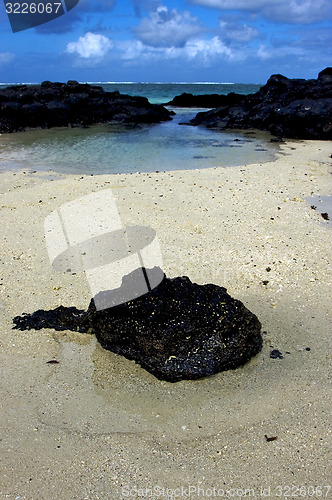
[0, 139, 331, 499]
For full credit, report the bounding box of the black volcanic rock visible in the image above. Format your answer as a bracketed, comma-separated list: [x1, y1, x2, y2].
[0, 80, 173, 133]
[13, 305, 86, 333]
[318, 67, 332, 83]
[86, 274, 262, 382]
[165, 92, 245, 108]
[189, 69, 332, 140]
[12, 273, 262, 383]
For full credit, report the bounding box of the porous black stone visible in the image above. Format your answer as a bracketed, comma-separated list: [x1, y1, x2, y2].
[86, 274, 262, 382]
[13, 305, 86, 333]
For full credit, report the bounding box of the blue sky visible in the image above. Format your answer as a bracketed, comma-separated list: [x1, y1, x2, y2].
[0, 0, 331, 83]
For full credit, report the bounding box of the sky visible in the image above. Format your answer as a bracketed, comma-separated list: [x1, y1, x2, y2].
[0, 0, 331, 84]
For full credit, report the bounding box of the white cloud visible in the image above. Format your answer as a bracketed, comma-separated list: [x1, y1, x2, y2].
[256, 43, 304, 60]
[220, 21, 259, 42]
[256, 44, 272, 60]
[120, 34, 308, 69]
[121, 40, 147, 61]
[183, 37, 234, 61]
[134, 5, 203, 47]
[0, 53, 14, 65]
[190, 0, 332, 23]
[120, 36, 237, 65]
[66, 32, 113, 59]
[264, 0, 331, 23]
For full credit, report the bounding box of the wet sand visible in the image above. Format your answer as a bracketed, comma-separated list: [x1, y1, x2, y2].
[0, 140, 331, 499]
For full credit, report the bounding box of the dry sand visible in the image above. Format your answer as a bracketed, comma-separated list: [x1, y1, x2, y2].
[0, 140, 331, 499]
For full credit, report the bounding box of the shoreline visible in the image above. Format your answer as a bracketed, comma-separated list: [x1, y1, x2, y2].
[1, 140, 331, 498]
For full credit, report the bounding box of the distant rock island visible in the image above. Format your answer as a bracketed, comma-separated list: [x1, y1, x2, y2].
[187, 68, 332, 140]
[165, 92, 245, 108]
[0, 80, 173, 133]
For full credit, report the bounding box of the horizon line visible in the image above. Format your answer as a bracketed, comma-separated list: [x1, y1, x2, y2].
[0, 81, 263, 86]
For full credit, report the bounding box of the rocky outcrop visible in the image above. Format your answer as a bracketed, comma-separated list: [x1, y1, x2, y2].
[165, 92, 245, 108]
[189, 68, 332, 140]
[0, 80, 173, 133]
[13, 272, 262, 383]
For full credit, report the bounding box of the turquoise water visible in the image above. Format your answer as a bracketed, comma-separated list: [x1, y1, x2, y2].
[0, 83, 279, 174]
[94, 82, 262, 104]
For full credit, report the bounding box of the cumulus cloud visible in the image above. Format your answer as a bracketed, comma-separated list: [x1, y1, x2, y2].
[183, 37, 234, 61]
[256, 42, 304, 61]
[264, 0, 331, 23]
[134, 5, 203, 47]
[120, 36, 236, 65]
[190, 0, 332, 24]
[256, 44, 272, 60]
[220, 21, 259, 42]
[120, 40, 147, 61]
[66, 32, 113, 59]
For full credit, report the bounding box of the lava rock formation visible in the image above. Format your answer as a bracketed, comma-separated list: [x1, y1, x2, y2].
[0, 80, 173, 133]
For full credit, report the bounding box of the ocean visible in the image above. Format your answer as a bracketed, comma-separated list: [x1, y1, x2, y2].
[0, 82, 280, 174]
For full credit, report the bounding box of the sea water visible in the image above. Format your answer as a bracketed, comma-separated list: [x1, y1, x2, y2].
[0, 82, 279, 174]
